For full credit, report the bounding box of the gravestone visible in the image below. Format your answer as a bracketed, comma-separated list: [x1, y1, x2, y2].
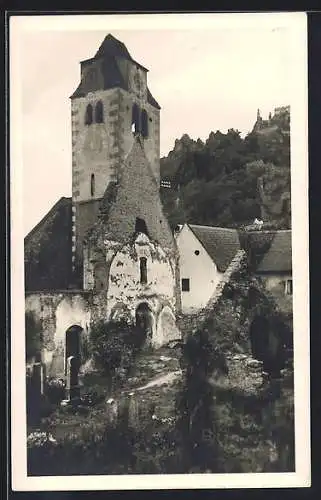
[32, 362, 45, 395]
[65, 355, 80, 401]
[128, 393, 139, 428]
[106, 398, 118, 426]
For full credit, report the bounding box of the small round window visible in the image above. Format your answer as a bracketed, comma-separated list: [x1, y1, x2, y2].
[195, 250, 200, 256]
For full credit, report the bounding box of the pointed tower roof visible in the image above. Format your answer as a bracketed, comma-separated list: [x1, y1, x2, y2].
[70, 34, 160, 108]
[92, 34, 148, 71]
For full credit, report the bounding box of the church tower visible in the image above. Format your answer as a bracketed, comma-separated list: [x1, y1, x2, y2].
[70, 34, 161, 276]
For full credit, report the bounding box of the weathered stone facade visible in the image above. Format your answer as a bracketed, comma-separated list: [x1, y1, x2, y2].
[25, 35, 181, 377]
[71, 37, 160, 268]
[82, 137, 181, 348]
[25, 291, 92, 378]
[24, 34, 292, 384]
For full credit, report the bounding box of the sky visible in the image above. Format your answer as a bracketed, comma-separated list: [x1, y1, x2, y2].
[10, 14, 297, 236]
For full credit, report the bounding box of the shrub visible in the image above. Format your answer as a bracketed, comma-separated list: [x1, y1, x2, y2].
[45, 378, 66, 405]
[89, 320, 136, 377]
[176, 329, 227, 472]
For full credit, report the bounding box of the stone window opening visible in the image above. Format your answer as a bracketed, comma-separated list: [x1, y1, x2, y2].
[90, 173, 95, 196]
[95, 100, 104, 123]
[135, 217, 148, 236]
[85, 103, 93, 125]
[285, 278, 293, 295]
[140, 257, 147, 284]
[132, 103, 140, 135]
[141, 109, 149, 138]
[182, 278, 190, 292]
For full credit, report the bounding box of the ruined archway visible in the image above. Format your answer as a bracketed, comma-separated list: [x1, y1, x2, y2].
[135, 302, 154, 348]
[156, 305, 180, 347]
[65, 325, 83, 375]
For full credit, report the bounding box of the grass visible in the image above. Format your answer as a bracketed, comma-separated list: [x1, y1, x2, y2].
[27, 346, 294, 475]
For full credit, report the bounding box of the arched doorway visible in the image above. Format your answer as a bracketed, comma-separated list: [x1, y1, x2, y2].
[135, 303, 154, 348]
[156, 306, 180, 347]
[250, 315, 270, 362]
[250, 315, 286, 378]
[65, 325, 83, 375]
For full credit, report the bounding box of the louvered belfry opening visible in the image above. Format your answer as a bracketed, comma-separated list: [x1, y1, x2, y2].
[85, 103, 93, 125]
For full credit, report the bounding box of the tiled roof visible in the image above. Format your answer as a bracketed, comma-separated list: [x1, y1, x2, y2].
[25, 197, 71, 244]
[147, 88, 161, 110]
[256, 230, 292, 272]
[24, 197, 74, 291]
[87, 136, 175, 251]
[188, 224, 241, 272]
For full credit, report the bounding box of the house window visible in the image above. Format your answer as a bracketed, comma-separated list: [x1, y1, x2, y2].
[85, 103, 93, 125]
[285, 279, 293, 295]
[132, 103, 140, 135]
[90, 174, 95, 196]
[95, 100, 104, 123]
[140, 257, 147, 284]
[194, 250, 200, 256]
[141, 109, 148, 138]
[182, 278, 190, 292]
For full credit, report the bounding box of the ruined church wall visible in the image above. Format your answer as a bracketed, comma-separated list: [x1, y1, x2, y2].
[106, 236, 180, 347]
[25, 292, 92, 378]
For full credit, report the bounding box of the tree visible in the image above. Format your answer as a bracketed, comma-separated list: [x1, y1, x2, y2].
[160, 114, 291, 229]
[176, 329, 228, 472]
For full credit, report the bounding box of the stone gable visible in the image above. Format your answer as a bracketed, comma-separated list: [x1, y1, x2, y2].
[88, 137, 176, 253]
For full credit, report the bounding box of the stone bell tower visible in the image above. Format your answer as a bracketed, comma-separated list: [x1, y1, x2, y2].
[70, 34, 161, 279]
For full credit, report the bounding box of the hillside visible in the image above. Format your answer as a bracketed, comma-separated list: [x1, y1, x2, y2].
[160, 107, 291, 230]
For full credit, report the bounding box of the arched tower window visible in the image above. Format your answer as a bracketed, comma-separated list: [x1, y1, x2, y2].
[90, 174, 95, 196]
[85, 103, 93, 125]
[135, 217, 148, 235]
[141, 109, 149, 138]
[140, 257, 147, 284]
[95, 100, 104, 123]
[132, 103, 140, 135]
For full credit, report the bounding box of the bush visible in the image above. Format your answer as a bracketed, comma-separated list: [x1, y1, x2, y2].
[45, 378, 66, 405]
[27, 417, 183, 476]
[89, 320, 137, 377]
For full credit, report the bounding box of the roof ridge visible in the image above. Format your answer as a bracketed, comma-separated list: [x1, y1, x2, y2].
[25, 197, 71, 242]
[189, 224, 237, 232]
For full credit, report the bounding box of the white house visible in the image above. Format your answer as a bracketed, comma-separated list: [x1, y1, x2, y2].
[175, 223, 241, 313]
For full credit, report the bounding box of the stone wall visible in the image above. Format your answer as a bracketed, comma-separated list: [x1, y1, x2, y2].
[25, 291, 92, 378]
[83, 231, 181, 348]
[71, 85, 160, 265]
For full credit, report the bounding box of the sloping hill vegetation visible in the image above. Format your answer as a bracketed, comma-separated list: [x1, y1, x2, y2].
[160, 107, 290, 230]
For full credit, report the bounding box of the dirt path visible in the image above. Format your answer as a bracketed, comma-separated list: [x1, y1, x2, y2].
[122, 369, 182, 394]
